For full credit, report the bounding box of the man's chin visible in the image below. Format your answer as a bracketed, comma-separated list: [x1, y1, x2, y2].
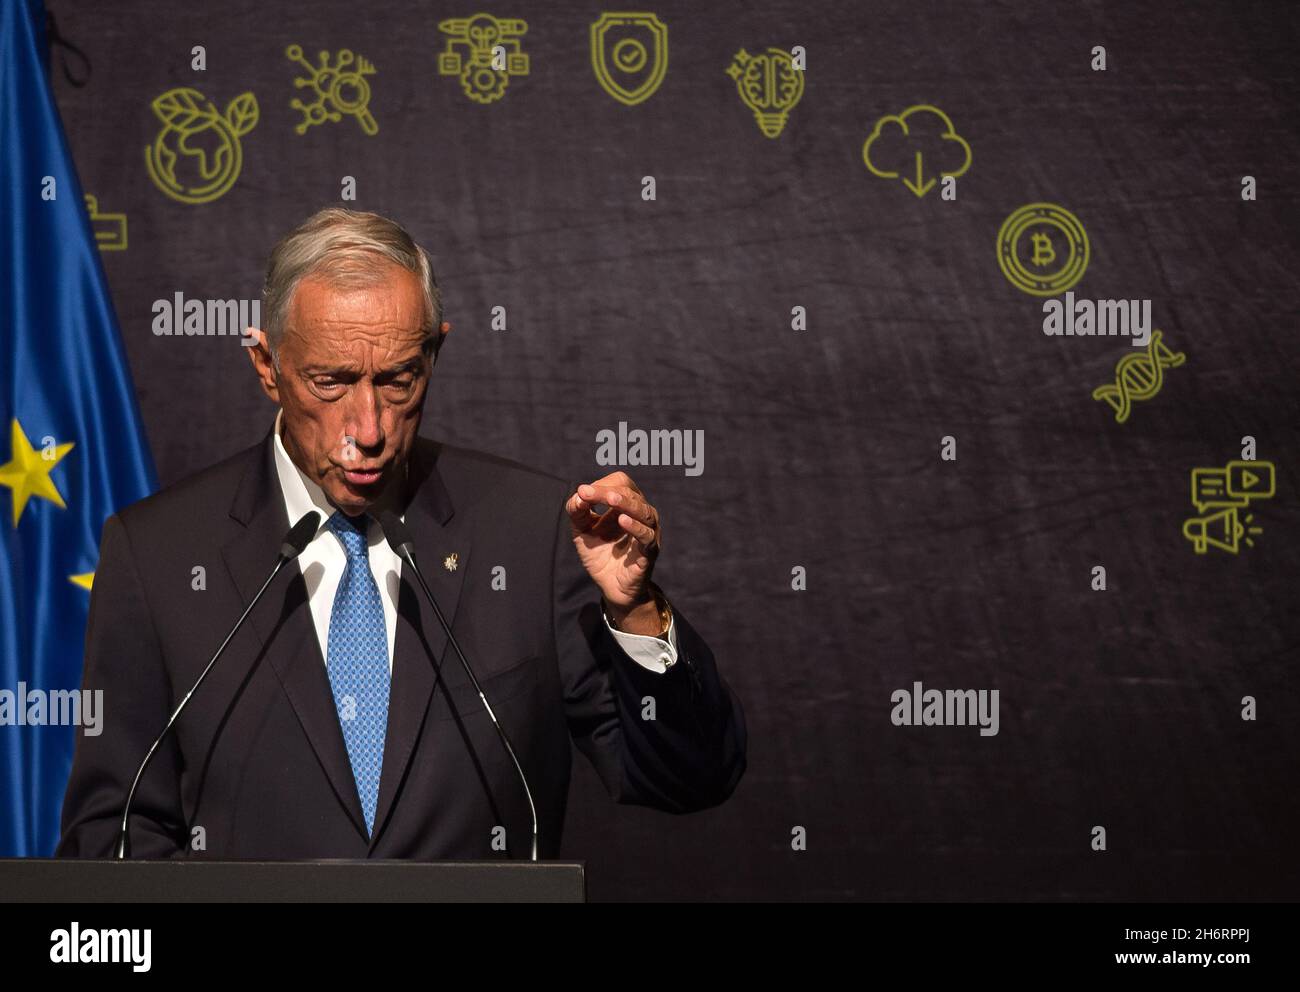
[328, 474, 389, 515]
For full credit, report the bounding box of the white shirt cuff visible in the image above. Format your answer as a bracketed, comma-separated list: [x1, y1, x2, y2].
[604, 611, 679, 674]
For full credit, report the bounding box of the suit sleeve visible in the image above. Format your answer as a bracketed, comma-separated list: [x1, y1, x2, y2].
[56, 513, 189, 858]
[552, 496, 747, 813]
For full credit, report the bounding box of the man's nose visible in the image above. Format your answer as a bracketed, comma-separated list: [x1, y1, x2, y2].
[343, 384, 385, 452]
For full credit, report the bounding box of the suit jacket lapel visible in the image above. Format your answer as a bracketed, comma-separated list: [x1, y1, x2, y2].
[220, 436, 368, 839]
[370, 438, 473, 848]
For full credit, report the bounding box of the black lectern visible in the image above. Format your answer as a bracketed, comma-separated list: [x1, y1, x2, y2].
[0, 859, 585, 902]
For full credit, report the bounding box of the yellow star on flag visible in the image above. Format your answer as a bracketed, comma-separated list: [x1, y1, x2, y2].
[0, 419, 75, 527]
[69, 572, 95, 591]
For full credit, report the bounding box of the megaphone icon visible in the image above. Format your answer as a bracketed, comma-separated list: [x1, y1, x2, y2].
[1182, 506, 1260, 554]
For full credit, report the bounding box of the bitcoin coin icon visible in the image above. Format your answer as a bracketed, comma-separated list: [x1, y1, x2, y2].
[1030, 232, 1055, 267]
[997, 202, 1089, 296]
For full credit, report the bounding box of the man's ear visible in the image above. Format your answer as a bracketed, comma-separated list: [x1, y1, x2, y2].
[244, 327, 280, 403]
[428, 321, 451, 364]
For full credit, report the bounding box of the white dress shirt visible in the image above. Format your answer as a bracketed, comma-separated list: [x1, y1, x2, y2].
[270, 413, 679, 674]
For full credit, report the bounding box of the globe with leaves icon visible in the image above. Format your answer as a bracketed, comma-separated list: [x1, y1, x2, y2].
[144, 87, 259, 205]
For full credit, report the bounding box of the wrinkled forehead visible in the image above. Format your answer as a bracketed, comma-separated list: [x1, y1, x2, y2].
[284, 266, 432, 354]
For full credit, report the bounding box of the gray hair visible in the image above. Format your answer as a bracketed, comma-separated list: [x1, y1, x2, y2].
[261, 207, 443, 365]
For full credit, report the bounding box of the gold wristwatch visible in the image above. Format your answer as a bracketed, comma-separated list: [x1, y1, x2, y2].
[605, 584, 672, 639]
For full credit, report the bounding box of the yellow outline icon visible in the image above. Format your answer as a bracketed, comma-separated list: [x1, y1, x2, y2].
[861, 105, 971, 198]
[726, 48, 803, 138]
[84, 195, 127, 250]
[144, 87, 259, 205]
[286, 45, 379, 136]
[1181, 458, 1276, 554]
[1091, 330, 1185, 423]
[997, 202, 1090, 296]
[591, 12, 668, 106]
[437, 13, 530, 105]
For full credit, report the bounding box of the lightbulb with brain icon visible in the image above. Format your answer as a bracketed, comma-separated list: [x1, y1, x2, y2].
[726, 47, 804, 138]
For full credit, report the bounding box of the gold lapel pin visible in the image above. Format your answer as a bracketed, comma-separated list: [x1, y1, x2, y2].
[443, 552, 459, 572]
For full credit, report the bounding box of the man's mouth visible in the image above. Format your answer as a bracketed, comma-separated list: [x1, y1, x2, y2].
[341, 465, 385, 486]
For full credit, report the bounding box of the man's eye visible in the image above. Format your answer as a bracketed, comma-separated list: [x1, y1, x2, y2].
[384, 378, 414, 390]
[314, 378, 344, 390]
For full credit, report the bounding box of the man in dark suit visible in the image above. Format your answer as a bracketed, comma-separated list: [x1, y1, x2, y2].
[56, 208, 746, 859]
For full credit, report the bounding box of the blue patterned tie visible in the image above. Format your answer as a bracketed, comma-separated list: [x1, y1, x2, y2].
[324, 511, 391, 837]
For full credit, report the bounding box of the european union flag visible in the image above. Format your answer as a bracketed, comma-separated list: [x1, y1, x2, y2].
[0, 0, 157, 856]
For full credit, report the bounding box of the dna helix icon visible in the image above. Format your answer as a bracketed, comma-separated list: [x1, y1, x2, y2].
[1091, 330, 1186, 423]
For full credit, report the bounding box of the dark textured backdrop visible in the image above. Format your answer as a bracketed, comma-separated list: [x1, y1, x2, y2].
[45, 0, 1299, 899]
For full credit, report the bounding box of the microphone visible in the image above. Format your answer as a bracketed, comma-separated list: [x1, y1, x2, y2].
[376, 510, 540, 862]
[114, 510, 321, 859]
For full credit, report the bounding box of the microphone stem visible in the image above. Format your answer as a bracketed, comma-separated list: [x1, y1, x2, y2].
[115, 556, 288, 859]
[400, 548, 540, 862]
